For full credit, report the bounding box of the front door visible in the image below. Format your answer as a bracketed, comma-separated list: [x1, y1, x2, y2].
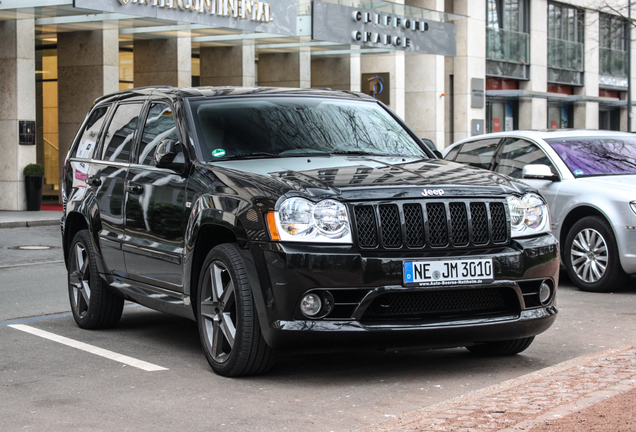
[123, 102, 188, 291]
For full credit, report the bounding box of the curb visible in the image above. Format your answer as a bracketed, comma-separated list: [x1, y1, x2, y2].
[0, 219, 61, 229]
[356, 342, 636, 431]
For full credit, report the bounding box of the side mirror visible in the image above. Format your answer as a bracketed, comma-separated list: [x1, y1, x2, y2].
[522, 164, 559, 182]
[155, 139, 186, 172]
[420, 138, 443, 159]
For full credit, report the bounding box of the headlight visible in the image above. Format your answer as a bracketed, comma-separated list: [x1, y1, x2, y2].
[270, 197, 352, 243]
[507, 193, 551, 238]
[630, 201, 636, 215]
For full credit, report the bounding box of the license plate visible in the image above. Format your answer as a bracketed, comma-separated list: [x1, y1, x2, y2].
[403, 258, 493, 286]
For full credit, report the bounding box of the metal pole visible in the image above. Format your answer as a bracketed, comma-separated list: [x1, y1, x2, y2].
[629, 0, 632, 132]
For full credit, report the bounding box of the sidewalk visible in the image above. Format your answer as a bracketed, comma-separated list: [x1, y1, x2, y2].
[0, 210, 62, 229]
[358, 342, 636, 432]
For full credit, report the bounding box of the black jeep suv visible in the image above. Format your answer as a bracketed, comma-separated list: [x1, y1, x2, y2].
[62, 86, 559, 376]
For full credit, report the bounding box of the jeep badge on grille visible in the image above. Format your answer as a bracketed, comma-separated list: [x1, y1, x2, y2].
[421, 189, 444, 197]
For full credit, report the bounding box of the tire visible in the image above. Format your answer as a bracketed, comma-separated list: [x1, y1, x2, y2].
[466, 337, 535, 356]
[197, 244, 275, 377]
[564, 216, 629, 293]
[68, 229, 123, 329]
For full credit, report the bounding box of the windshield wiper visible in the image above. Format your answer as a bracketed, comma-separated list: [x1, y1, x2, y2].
[220, 152, 281, 160]
[329, 151, 374, 156]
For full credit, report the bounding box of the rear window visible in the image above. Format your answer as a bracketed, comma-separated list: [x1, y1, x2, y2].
[188, 97, 427, 161]
[545, 136, 636, 177]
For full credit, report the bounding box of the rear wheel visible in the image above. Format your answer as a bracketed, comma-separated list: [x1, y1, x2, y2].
[197, 244, 274, 377]
[68, 229, 123, 329]
[564, 216, 628, 293]
[467, 337, 534, 356]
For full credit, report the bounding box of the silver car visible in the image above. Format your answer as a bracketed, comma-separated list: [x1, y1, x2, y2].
[444, 130, 636, 293]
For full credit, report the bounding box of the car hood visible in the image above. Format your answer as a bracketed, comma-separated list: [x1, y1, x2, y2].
[570, 174, 636, 195]
[206, 156, 528, 201]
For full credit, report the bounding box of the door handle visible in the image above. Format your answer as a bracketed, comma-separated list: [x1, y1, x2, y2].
[87, 177, 102, 187]
[125, 184, 144, 195]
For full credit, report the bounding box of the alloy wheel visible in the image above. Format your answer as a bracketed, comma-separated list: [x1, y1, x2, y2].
[570, 228, 608, 283]
[69, 242, 91, 319]
[200, 261, 237, 364]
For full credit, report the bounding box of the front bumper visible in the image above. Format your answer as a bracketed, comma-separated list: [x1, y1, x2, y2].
[245, 234, 560, 351]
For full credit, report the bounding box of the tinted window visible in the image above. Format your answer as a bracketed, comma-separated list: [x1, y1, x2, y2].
[445, 145, 460, 161]
[73, 105, 109, 159]
[545, 136, 636, 176]
[101, 103, 143, 163]
[138, 103, 179, 166]
[495, 138, 557, 178]
[188, 97, 427, 161]
[454, 139, 500, 169]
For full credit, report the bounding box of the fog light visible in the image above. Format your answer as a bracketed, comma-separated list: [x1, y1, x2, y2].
[539, 281, 551, 304]
[300, 293, 322, 317]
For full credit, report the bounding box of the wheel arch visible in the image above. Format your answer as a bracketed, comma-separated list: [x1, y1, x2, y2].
[63, 211, 90, 268]
[559, 206, 613, 255]
[188, 223, 240, 319]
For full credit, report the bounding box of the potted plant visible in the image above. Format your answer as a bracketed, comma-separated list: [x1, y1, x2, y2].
[23, 163, 45, 211]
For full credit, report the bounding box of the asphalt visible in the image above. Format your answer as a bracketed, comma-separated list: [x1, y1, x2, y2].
[0, 210, 62, 229]
[1, 208, 634, 431]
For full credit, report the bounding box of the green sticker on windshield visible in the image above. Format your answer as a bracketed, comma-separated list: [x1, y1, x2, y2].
[212, 148, 226, 158]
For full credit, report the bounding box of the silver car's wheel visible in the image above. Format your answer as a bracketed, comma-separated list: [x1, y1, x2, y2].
[570, 228, 608, 283]
[564, 216, 628, 293]
[67, 229, 123, 329]
[197, 244, 275, 376]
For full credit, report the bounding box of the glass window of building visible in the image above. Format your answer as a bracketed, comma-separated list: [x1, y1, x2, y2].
[599, 13, 628, 78]
[486, 0, 530, 64]
[548, 2, 584, 72]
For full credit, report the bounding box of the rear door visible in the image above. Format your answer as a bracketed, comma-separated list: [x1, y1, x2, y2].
[91, 101, 145, 277]
[122, 100, 189, 291]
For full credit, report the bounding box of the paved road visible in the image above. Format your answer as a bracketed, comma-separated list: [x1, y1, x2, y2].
[1, 226, 635, 431]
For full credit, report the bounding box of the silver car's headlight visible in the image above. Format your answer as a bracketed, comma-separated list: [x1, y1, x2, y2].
[630, 201, 636, 215]
[269, 197, 352, 243]
[507, 193, 551, 238]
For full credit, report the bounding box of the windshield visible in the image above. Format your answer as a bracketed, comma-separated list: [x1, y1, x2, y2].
[188, 97, 427, 161]
[545, 136, 636, 177]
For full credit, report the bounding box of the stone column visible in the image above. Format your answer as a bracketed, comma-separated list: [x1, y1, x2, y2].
[574, 9, 599, 130]
[452, 0, 486, 141]
[134, 37, 192, 87]
[200, 41, 255, 87]
[311, 50, 361, 91]
[258, 48, 311, 88]
[405, 0, 445, 148]
[519, 0, 548, 130]
[0, 19, 36, 211]
[58, 29, 120, 192]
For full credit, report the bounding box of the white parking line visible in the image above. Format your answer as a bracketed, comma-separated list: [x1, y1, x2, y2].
[8, 324, 169, 372]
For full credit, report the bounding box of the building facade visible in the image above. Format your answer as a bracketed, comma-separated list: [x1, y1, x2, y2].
[0, 0, 634, 210]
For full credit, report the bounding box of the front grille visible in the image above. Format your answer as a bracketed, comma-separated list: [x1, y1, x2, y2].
[352, 200, 509, 250]
[361, 288, 519, 321]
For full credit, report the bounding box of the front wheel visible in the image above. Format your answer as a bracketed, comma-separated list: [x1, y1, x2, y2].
[68, 229, 123, 329]
[466, 337, 534, 356]
[564, 216, 628, 293]
[197, 244, 274, 377]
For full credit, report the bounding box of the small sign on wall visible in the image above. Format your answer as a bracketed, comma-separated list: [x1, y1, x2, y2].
[471, 78, 484, 108]
[19, 121, 36, 145]
[361, 73, 390, 105]
[471, 119, 484, 136]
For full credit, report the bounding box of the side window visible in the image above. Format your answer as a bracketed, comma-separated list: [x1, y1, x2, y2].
[138, 103, 179, 166]
[495, 139, 557, 179]
[444, 145, 461, 161]
[454, 139, 500, 169]
[72, 105, 109, 159]
[101, 103, 144, 163]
